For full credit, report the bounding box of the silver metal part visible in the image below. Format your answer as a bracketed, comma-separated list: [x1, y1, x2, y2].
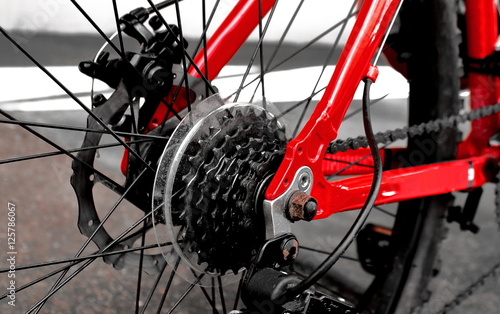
[262, 166, 313, 239]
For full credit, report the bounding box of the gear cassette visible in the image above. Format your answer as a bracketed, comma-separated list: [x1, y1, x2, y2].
[153, 95, 287, 276]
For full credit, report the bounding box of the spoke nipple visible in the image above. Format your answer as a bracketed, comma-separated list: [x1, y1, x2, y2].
[287, 191, 317, 222]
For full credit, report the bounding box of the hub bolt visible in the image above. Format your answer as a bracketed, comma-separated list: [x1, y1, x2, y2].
[287, 191, 317, 221]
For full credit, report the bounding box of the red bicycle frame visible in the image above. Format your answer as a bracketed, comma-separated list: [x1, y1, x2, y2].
[183, 0, 500, 219]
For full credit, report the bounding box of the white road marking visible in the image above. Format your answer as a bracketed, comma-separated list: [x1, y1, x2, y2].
[0, 65, 408, 111]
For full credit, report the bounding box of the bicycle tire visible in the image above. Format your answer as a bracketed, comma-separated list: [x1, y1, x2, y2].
[364, 0, 461, 312]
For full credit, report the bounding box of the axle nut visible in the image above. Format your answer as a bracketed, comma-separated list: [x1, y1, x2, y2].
[287, 191, 317, 221]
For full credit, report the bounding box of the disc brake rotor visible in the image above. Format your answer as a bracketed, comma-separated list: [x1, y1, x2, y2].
[153, 95, 287, 278]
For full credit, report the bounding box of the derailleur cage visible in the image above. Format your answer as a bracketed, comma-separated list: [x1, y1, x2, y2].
[240, 234, 358, 314]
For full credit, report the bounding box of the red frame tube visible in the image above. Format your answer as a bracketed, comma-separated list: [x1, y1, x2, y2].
[264, 0, 403, 211]
[317, 156, 494, 217]
[458, 0, 499, 157]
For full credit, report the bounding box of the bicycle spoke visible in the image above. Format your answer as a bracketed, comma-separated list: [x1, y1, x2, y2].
[218, 276, 228, 314]
[0, 139, 152, 165]
[374, 206, 396, 217]
[226, 10, 359, 101]
[249, 0, 304, 103]
[172, 0, 192, 112]
[343, 94, 389, 121]
[27, 259, 95, 313]
[212, 279, 217, 314]
[135, 219, 149, 313]
[0, 242, 172, 303]
[70, 0, 184, 121]
[233, 272, 246, 310]
[183, 261, 220, 312]
[194, 275, 219, 313]
[156, 257, 181, 314]
[0, 26, 156, 173]
[0, 90, 112, 105]
[292, 0, 358, 137]
[30, 167, 149, 312]
[0, 109, 126, 196]
[257, 0, 267, 107]
[145, 0, 216, 93]
[112, 0, 126, 55]
[166, 274, 204, 314]
[201, 0, 214, 96]
[0, 118, 167, 140]
[0, 258, 85, 300]
[139, 261, 168, 314]
[27, 204, 162, 311]
[277, 87, 326, 118]
[0, 242, 172, 274]
[234, 0, 279, 102]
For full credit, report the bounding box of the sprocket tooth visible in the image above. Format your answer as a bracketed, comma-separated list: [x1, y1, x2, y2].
[178, 208, 188, 221]
[247, 106, 256, 116]
[234, 109, 243, 117]
[187, 155, 203, 168]
[185, 141, 201, 156]
[269, 117, 279, 128]
[196, 216, 204, 226]
[208, 126, 219, 136]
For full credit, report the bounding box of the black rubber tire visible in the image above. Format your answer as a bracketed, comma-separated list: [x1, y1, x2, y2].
[363, 0, 460, 313]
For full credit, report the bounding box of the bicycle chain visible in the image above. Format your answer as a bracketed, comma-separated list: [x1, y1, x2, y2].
[431, 260, 500, 314]
[327, 103, 500, 154]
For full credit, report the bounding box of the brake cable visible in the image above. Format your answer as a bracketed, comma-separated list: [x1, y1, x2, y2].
[286, 77, 384, 299]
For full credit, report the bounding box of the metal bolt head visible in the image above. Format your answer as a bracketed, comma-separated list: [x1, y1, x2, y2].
[281, 238, 299, 262]
[287, 191, 317, 221]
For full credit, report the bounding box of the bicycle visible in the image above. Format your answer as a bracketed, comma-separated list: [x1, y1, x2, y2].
[1, 0, 500, 312]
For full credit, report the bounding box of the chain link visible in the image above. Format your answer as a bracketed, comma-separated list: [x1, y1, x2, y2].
[328, 103, 500, 154]
[433, 261, 500, 314]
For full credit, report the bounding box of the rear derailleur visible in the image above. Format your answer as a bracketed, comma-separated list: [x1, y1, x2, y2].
[236, 233, 358, 314]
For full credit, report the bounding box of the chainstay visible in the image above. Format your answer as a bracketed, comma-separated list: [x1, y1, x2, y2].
[328, 103, 500, 154]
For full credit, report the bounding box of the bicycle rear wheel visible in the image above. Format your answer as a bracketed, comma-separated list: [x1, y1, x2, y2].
[0, 0, 460, 313]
